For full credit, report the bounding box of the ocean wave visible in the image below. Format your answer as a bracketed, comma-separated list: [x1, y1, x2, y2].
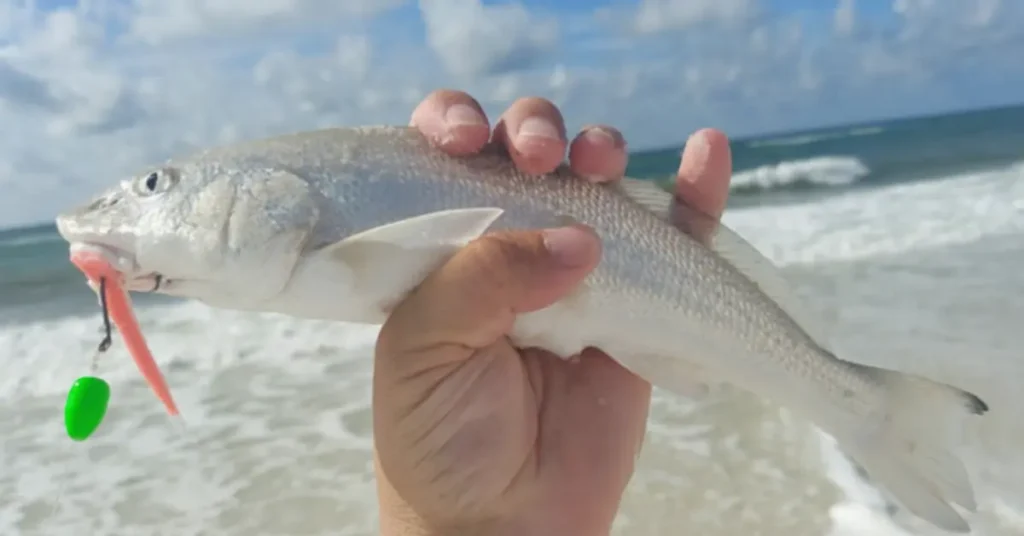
[731, 155, 870, 192]
[0, 233, 59, 248]
[745, 126, 885, 148]
[0, 226, 60, 248]
[725, 160, 1024, 267]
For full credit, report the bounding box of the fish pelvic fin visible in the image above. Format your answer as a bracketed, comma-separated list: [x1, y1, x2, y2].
[840, 366, 988, 533]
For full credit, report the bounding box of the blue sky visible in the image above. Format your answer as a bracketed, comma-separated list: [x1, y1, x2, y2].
[0, 0, 1022, 227]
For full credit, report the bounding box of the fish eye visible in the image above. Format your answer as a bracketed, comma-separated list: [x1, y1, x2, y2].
[134, 168, 179, 197]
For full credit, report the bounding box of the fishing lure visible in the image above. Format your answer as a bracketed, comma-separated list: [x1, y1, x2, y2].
[70, 249, 180, 416]
[64, 376, 110, 441]
[63, 277, 113, 441]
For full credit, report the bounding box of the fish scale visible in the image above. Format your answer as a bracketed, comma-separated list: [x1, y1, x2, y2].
[56, 125, 987, 533]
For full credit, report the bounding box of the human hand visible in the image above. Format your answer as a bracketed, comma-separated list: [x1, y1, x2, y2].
[373, 89, 733, 536]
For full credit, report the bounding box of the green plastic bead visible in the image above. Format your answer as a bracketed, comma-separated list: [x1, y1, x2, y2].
[64, 376, 110, 441]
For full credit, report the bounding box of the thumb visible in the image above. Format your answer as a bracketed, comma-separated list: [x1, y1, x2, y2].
[377, 225, 600, 365]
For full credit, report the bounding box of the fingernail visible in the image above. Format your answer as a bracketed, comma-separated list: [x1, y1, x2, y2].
[685, 130, 709, 155]
[542, 226, 595, 268]
[684, 130, 709, 156]
[679, 130, 710, 183]
[444, 103, 486, 128]
[516, 116, 560, 143]
[582, 126, 620, 148]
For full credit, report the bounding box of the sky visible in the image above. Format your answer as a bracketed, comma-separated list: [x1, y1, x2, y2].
[0, 0, 1022, 228]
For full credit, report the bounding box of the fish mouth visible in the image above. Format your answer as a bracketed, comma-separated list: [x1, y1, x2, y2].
[68, 243, 163, 293]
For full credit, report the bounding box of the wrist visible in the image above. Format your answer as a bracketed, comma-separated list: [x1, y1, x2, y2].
[378, 489, 607, 536]
[379, 510, 507, 536]
[374, 452, 614, 536]
[376, 456, 530, 536]
[377, 477, 510, 536]
[379, 507, 607, 536]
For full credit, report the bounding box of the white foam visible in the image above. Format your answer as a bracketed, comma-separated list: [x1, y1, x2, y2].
[0, 301, 381, 400]
[731, 155, 870, 190]
[0, 318, 384, 535]
[725, 160, 1024, 266]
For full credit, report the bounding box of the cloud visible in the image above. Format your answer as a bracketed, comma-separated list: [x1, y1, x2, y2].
[0, 0, 1022, 228]
[0, 8, 143, 136]
[0, 60, 59, 110]
[833, 0, 856, 36]
[633, 0, 758, 34]
[126, 0, 406, 44]
[418, 0, 558, 77]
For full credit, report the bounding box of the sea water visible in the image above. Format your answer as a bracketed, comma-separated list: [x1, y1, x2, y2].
[1, 104, 1023, 535]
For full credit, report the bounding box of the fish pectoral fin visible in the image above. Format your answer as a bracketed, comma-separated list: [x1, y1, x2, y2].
[324, 208, 505, 251]
[315, 208, 505, 314]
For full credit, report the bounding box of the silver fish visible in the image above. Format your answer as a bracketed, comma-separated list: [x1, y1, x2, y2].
[56, 126, 987, 532]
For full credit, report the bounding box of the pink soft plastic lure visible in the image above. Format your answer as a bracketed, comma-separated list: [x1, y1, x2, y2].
[70, 249, 180, 416]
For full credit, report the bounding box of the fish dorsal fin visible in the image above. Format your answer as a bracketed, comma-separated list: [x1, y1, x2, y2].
[615, 177, 833, 348]
[612, 178, 673, 219]
[321, 208, 505, 253]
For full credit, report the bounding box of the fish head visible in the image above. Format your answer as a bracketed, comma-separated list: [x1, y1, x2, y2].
[57, 166, 193, 292]
[58, 159, 321, 306]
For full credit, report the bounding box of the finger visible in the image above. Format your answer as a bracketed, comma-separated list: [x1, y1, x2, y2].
[491, 97, 567, 175]
[409, 89, 491, 156]
[559, 348, 652, 472]
[378, 225, 600, 363]
[567, 125, 628, 183]
[675, 128, 733, 219]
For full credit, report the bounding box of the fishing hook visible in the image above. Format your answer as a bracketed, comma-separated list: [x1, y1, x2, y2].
[97, 276, 113, 353]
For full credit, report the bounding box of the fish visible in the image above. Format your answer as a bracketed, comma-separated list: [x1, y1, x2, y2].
[55, 125, 987, 532]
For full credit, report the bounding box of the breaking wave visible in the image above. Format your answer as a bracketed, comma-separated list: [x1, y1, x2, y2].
[731, 156, 870, 192]
[745, 126, 885, 148]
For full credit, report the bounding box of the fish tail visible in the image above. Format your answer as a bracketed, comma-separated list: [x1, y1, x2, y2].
[838, 366, 987, 533]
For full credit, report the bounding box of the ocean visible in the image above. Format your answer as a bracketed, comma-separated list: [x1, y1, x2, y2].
[1, 104, 1023, 535]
